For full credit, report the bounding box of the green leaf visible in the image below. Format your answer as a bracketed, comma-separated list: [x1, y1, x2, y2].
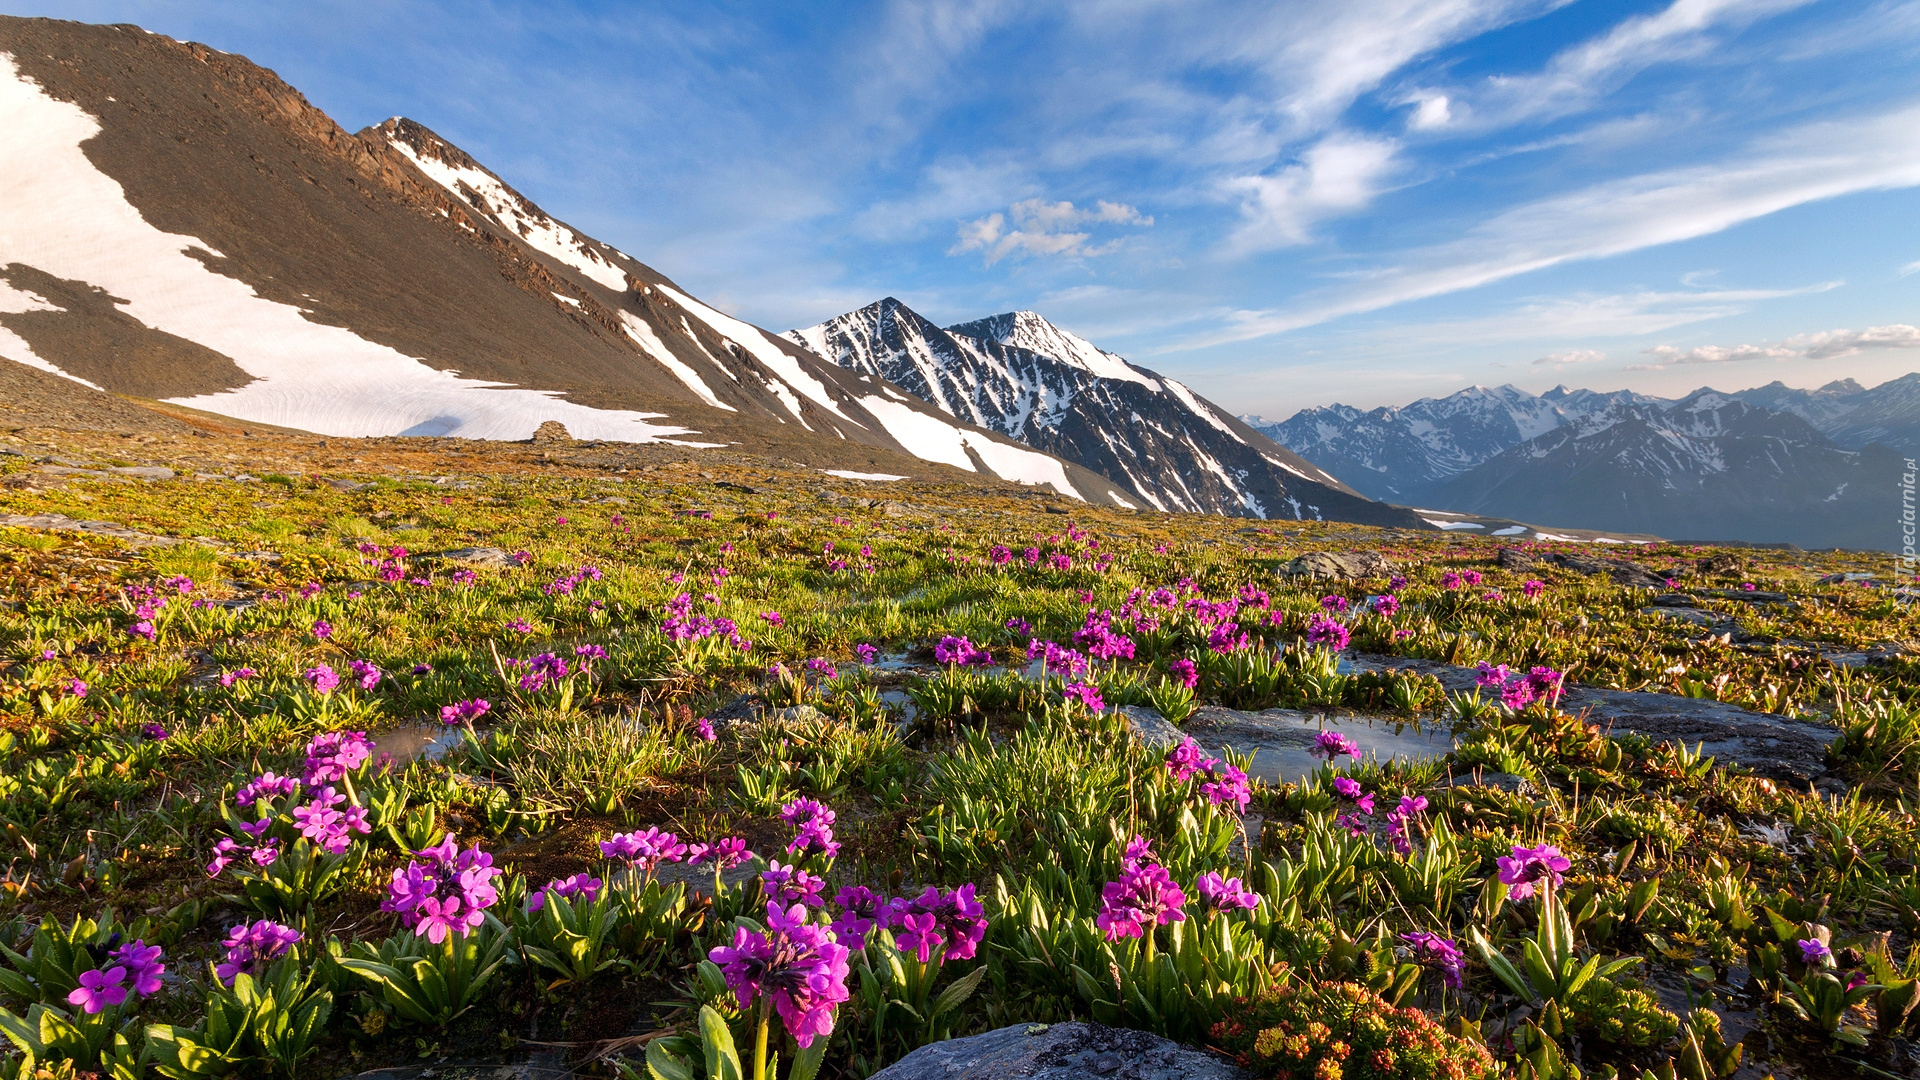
[929, 964, 988, 1020]
[698, 1005, 744, 1080]
[646, 1038, 696, 1080]
[789, 1034, 829, 1080]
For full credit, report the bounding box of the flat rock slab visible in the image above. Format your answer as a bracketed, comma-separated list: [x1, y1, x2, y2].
[1347, 653, 1836, 783]
[1181, 705, 1457, 784]
[870, 1022, 1249, 1080]
[0, 512, 188, 548]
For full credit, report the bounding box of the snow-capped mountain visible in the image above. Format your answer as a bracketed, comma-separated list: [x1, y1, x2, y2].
[1251, 385, 1656, 502]
[0, 17, 1141, 506]
[785, 299, 1423, 526]
[1417, 392, 1899, 549]
[1728, 378, 1868, 429]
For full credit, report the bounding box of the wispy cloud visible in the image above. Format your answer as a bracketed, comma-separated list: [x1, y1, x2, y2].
[1171, 102, 1920, 350]
[1900, 259, 1920, 277]
[950, 198, 1152, 264]
[1532, 348, 1606, 367]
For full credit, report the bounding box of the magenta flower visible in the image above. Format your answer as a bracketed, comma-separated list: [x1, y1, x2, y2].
[305, 663, 340, 695]
[1331, 776, 1375, 815]
[600, 827, 688, 877]
[1062, 681, 1105, 712]
[439, 698, 492, 725]
[831, 886, 886, 948]
[1522, 579, 1546, 598]
[218, 666, 258, 688]
[696, 717, 717, 741]
[312, 620, 333, 640]
[1320, 595, 1349, 613]
[762, 860, 828, 908]
[1497, 843, 1572, 900]
[1474, 661, 1512, 689]
[303, 730, 371, 785]
[1199, 760, 1252, 812]
[1166, 737, 1207, 782]
[1194, 871, 1260, 915]
[1402, 931, 1465, 988]
[853, 643, 879, 664]
[66, 678, 87, 699]
[1304, 615, 1350, 650]
[1096, 861, 1187, 941]
[1313, 730, 1359, 760]
[708, 902, 852, 1049]
[693, 836, 754, 869]
[1441, 571, 1463, 589]
[883, 884, 989, 962]
[782, 798, 841, 859]
[934, 635, 991, 666]
[1370, 594, 1400, 616]
[528, 873, 604, 912]
[1462, 570, 1484, 586]
[140, 722, 169, 740]
[759, 611, 786, 627]
[1167, 658, 1199, 689]
[381, 834, 500, 942]
[235, 770, 299, 809]
[1799, 939, 1832, 964]
[215, 920, 302, 985]
[67, 966, 131, 1014]
[112, 940, 165, 996]
[349, 659, 382, 691]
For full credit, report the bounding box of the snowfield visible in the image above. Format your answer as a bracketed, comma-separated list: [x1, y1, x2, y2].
[0, 54, 701, 443]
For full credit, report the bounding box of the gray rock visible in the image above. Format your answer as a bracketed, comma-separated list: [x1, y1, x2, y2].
[0, 512, 186, 548]
[531, 420, 573, 444]
[107, 465, 174, 479]
[437, 546, 515, 568]
[1442, 771, 1536, 796]
[770, 704, 827, 725]
[1283, 551, 1393, 580]
[869, 1022, 1250, 1080]
[1640, 606, 1719, 628]
[1120, 705, 1183, 749]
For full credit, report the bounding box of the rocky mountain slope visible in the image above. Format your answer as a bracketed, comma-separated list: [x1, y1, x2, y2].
[786, 299, 1421, 525]
[1419, 392, 1899, 549]
[0, 16, 1141, 506]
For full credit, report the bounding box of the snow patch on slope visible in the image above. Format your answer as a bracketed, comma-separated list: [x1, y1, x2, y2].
[389, 136, 629, 292]
[618, 311, 732, 412]
[0, 56, 695, 443]
[853, 396, 1083, 499]
[660, 286, 852, 425]
[0, 277, 100, 388]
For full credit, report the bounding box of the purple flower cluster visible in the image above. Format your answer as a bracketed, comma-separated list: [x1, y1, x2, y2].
[1370, 594, 1401, 616]
[1474, 662, 1567, 711]
[1194, 871, 1260, 915]
[934, 634, 992, 666]
[1028, 639, 1089, 677]
[1331, 776, 1376, 815]
[440, 698, 491, 725]
[219, 666, 258, 688]
[1313, 730, 1359, 761]
[854, 642, 880, 664]
[1207, 622, 1251, 654]
[66, 940, 165, 1014]
[688, 836, 753, 868]
[1304, 614, 1351, 651]
[1387, 794, 1428, 855]
[1166, 737, 1207, 782]
[512, 652, 570, 692]
[1168, 658, 1199, 689]
[290, 786, 371, 853]
[382, 834, 502, 942]
[600, 827, 688, 878]
[303, 730, 372, 786]
[349, 659, 382, 691]
[1497, 842, 1572, 900]
[709, 902, 852, 1049]
[1062, 681, 1105, 713]
[1522, 579, 1547, 598]
[762, 860, 828, 907]
[542, 564, 603, 597]
[528, 873, 604, 912]
[659, 593, 751, 652]
[1401, 931, 1465, 988]
[1097, 841, 1189, 941]
[125, 584, 166, 641]
[884, 884, 989, 962]
[216, 920, 302, 985]
[304, 663, 340, 695]
[781, 798, 841, 860]
[1073, 610, 1136, 662]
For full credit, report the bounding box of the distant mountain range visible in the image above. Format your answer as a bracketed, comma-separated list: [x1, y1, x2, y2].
[784, 300, 1420, 526]
[1249, 377, 1920, 549]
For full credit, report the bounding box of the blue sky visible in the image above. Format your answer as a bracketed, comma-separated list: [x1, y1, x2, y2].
[12, 0, 1920, 413]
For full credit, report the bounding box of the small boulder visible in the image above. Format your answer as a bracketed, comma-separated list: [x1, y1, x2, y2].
[868, 1022, 1250, 1080]
[1698, 552, 1743, 575]
[1120, 705, 1183, 750]
[531, 420, 572, 445]
[1495, 547, 1536, 570]
[437, 547, 514, 568]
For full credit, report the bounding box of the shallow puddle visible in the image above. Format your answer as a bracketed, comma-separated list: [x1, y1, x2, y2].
[370, 722, 474, 768]
[1182, 707, 1458, 785]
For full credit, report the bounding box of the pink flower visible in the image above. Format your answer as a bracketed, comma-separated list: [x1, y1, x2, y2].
[708, 903, 851, 1049]
[1497, 843, 1571, 900]
[1167, 658, 1199, 689]
[67, 966, 130, 1014]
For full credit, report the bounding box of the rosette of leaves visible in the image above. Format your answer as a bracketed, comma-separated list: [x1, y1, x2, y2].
[1206, 980, 1497, 1080]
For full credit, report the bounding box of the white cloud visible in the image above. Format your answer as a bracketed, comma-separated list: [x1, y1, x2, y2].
[1407, 95, 1453, 130]
[1790, 323, 1920, 359]
[1222, 132, 1400, 253]
[1171, 102, 1920, 349]
[950, 198, 1152, 264]
[1639, 323, 1920, 366]
[1900, 259, 1920, 277]
[1532, 348, 1606, 367]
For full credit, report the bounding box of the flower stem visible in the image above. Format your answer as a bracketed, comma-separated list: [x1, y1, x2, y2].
[754, 999, 770, 1080]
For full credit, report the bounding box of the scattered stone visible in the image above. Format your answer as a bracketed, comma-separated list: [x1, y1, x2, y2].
[769, 704, 827, 725]
[323, 477, 374, 493]
[437, 547, 514, 567]
[35, 463, 174, 480]
[1535, 553, 1667, 588]
[869, 1022, 1250, 1080]
[1698, 552, 1744, 575]
[531, 420, 572, 445]
[1495, 547, 1536, 570]
[1120, 705, 1183, 749]
[1044, 504, 1072, 514]
[1641, 606, 1719, 628]
[1815, 572, 1880, 585]
[1283, 551, 1394, 580]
